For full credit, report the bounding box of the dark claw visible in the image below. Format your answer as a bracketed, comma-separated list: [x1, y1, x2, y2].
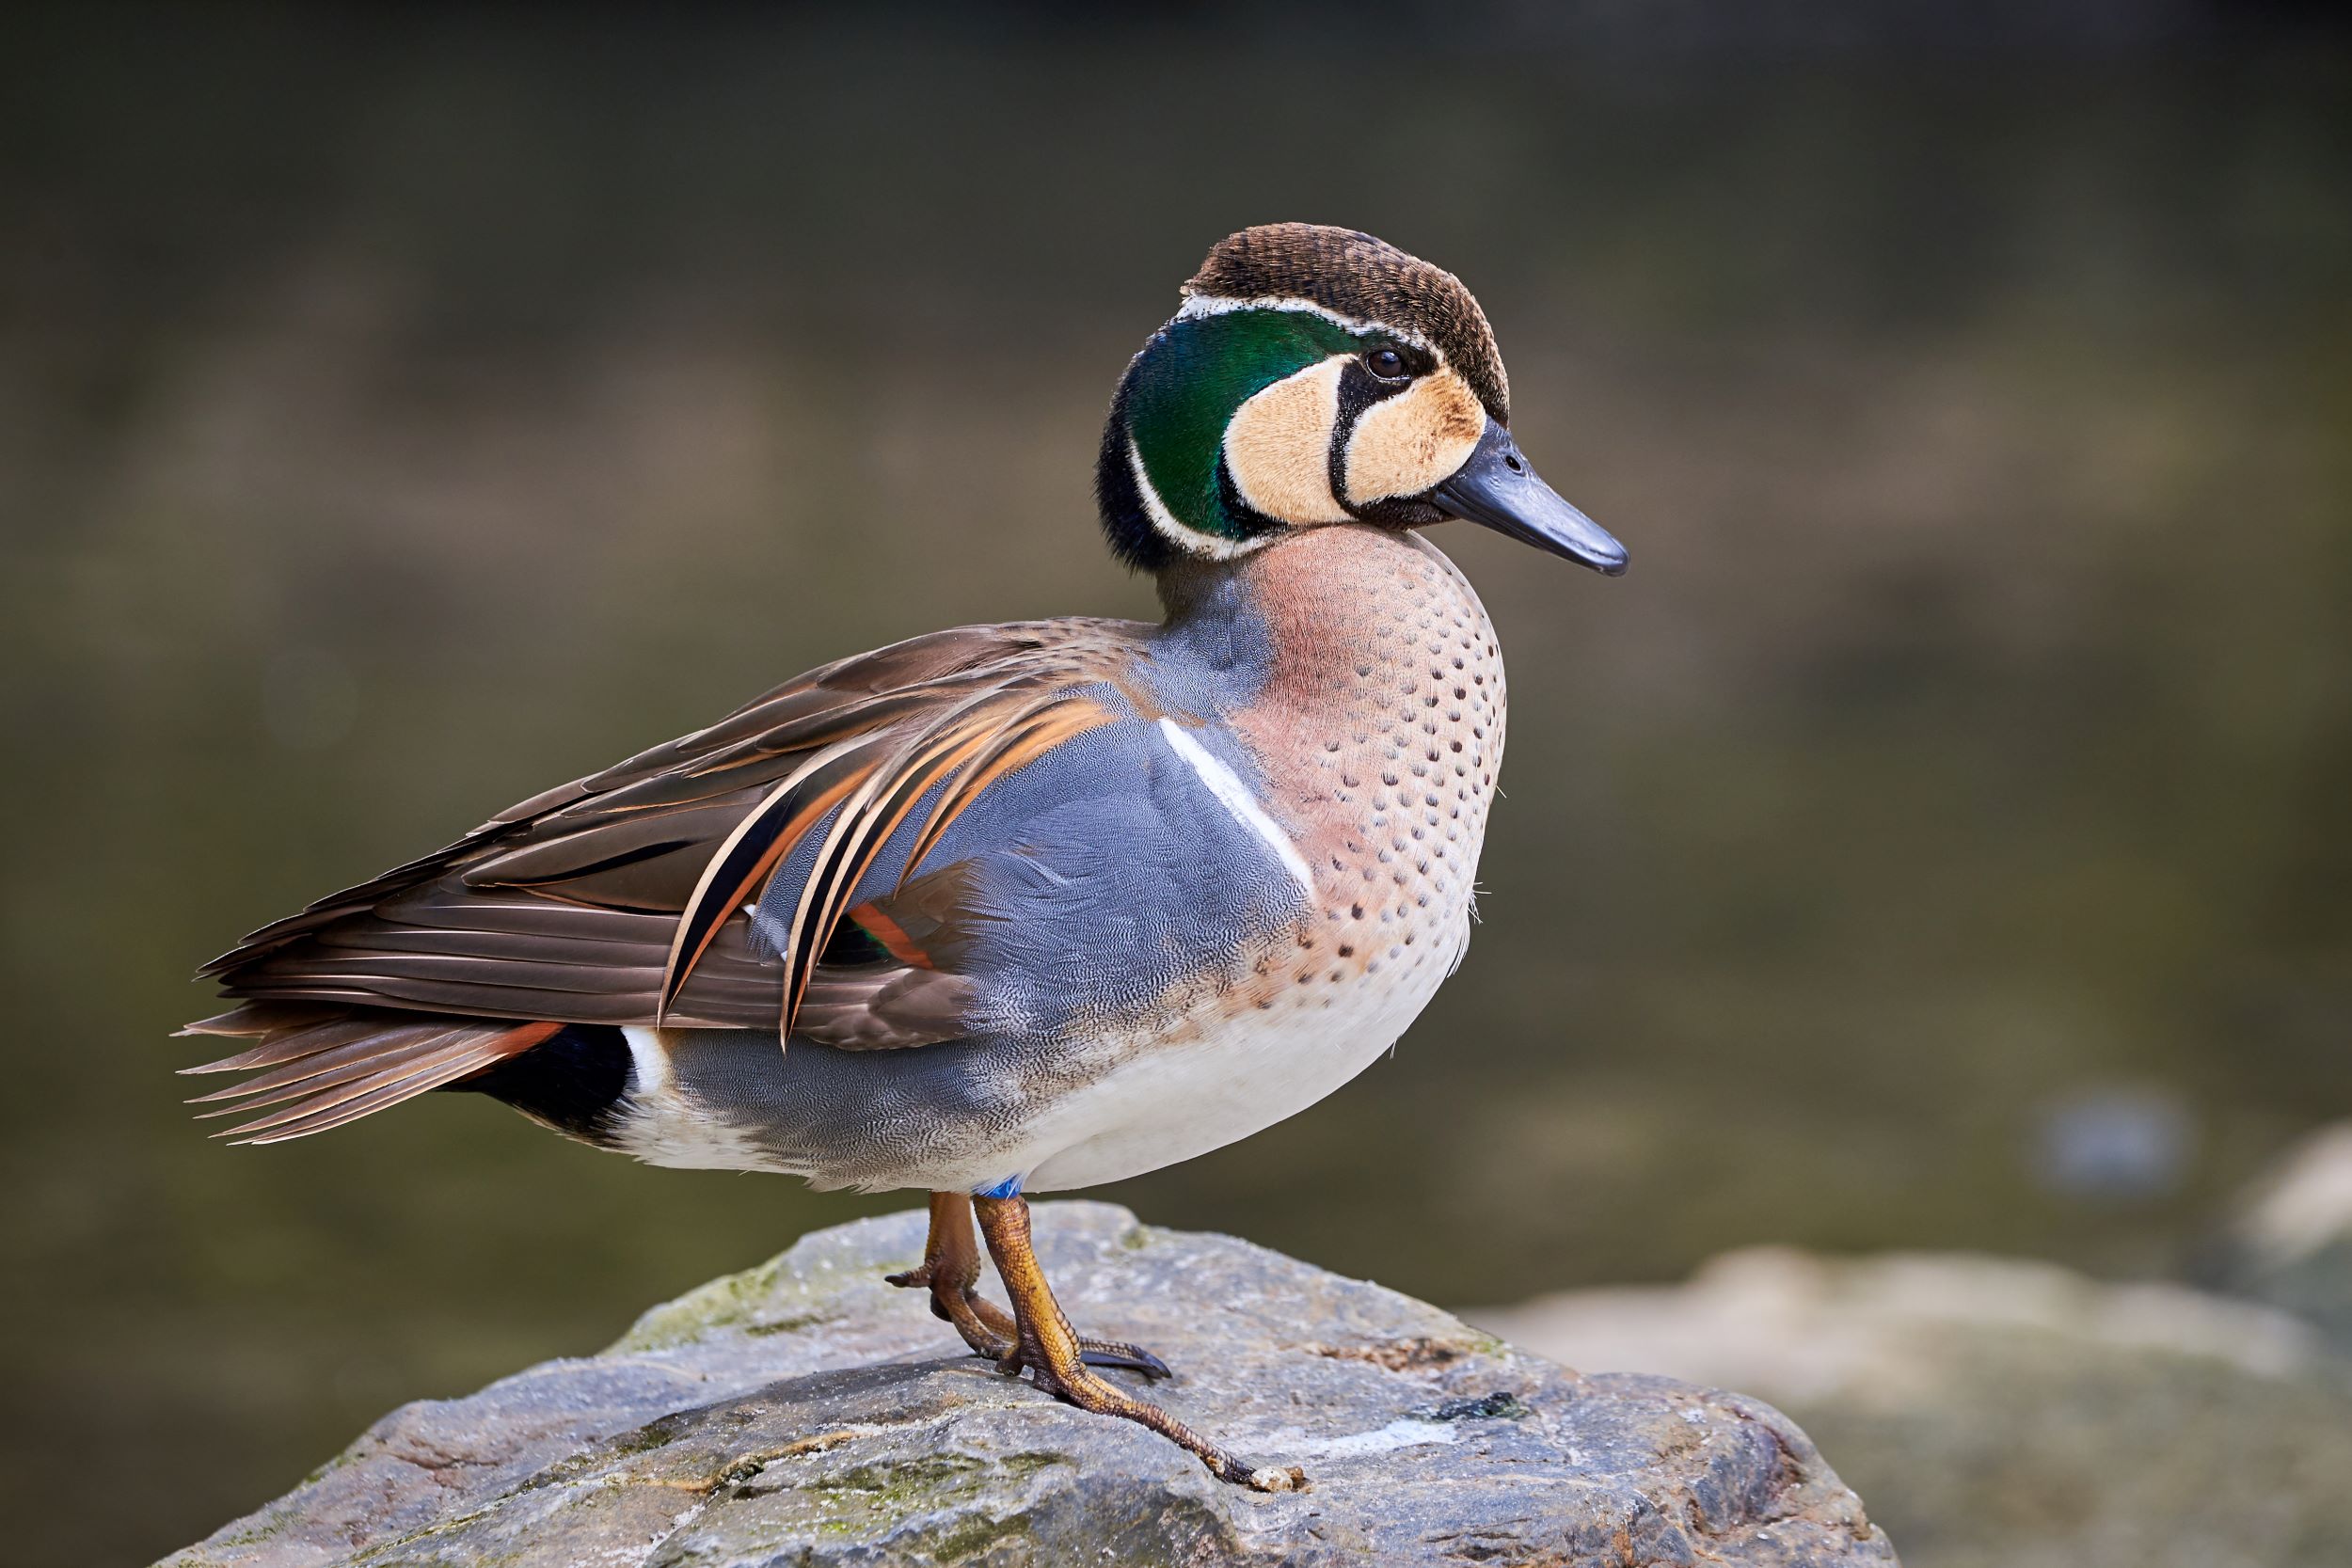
[1080, 1342, 1172, 1380]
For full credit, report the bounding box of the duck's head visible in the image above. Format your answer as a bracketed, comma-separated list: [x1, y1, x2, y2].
[1097, 222, 1626, 578]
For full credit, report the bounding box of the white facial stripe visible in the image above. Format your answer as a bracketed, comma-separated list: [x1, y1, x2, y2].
[1157, 718, 1317, 901]
[1176, 293, 1436, 356]
[1125, 436, 1258, 561]
[1222, 357, 1352, 525]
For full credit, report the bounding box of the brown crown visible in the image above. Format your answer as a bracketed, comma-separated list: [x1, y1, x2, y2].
[1183, 223, 1509, 422]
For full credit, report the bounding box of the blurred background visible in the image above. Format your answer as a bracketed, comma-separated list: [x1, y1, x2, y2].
[4, 4, 2349, 1563]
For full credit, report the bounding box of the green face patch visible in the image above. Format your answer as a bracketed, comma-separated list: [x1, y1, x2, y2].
[1122, 308, 1366, 543]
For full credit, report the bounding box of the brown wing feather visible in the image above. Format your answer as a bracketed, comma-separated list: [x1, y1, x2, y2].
[793, 966, 978, 1051]
[196, 619, 1145, 1049]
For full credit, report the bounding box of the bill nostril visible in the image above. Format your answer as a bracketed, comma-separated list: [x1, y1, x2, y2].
[1501, 453, 1524, 474]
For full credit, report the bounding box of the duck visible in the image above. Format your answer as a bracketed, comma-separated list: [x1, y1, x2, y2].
[182, 222, 1627, 1491]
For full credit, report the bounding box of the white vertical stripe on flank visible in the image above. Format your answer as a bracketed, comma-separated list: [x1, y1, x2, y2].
[1157, 717, 1316, 901]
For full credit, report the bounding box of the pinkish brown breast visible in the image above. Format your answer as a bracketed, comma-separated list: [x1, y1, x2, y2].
[1225, 525, 1507, 998]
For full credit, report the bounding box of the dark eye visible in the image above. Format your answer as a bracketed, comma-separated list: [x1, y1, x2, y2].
[1364, 348, 1408, 381]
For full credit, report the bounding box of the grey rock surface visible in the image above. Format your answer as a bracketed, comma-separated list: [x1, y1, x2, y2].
[167, 1202, 1892, 1567]
[1474, 1248, 2352, 1568]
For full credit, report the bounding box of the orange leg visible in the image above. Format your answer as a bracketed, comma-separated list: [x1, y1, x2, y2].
[973, 1193, 1306, 1493]
[886, 1192, 1169, 1376]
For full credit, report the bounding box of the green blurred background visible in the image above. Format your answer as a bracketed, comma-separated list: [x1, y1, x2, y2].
[4, 4, 2348, 1562]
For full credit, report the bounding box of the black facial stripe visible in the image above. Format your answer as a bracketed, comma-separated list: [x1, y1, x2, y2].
[1327, 356, 1416, 515]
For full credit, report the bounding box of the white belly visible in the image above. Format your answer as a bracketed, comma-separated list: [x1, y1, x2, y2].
[1014, 914, 1470, 1191]
[609, 913, 1474, 1194]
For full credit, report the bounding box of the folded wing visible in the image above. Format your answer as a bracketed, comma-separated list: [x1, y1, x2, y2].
[186, 618, 1145, 1139]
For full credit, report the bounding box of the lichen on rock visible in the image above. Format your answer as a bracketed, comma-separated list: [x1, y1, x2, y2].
[163, 1202, 1895, 1567]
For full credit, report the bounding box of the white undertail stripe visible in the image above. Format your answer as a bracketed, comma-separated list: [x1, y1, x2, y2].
[621, 1025, 674, 1096]
[615, 1026, 779, 1172]
[1156, 718, 1317, 901]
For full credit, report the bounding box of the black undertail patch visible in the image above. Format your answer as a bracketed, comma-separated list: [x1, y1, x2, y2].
[445, 1022, 631, 1144]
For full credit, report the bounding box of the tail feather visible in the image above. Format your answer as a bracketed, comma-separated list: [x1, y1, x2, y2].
[188, 1028, 477, 1116]
[209, 1041, 519, 1143]
[178, 1007, 397, 1074]
[184, 1026, 473, 1105]
[178, 1004, 561, 1144]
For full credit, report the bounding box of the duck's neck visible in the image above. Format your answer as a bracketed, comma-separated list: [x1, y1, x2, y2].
[1150, 523, 1508, 936]
[1152, 525, 1489, 708]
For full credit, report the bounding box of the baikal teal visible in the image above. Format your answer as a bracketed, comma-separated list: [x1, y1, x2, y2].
[181, 221, 1629, 1492]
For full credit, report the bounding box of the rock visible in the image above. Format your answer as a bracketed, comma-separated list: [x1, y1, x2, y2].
[1472, 1248, 2352, 1568]
[165, 1202, 1892, 1567]
[2201, 1119, 2352, 1353]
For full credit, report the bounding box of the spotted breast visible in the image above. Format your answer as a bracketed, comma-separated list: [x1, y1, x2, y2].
[1232, 524, 1505, 1003]
[994, 524, 1505, 1192]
